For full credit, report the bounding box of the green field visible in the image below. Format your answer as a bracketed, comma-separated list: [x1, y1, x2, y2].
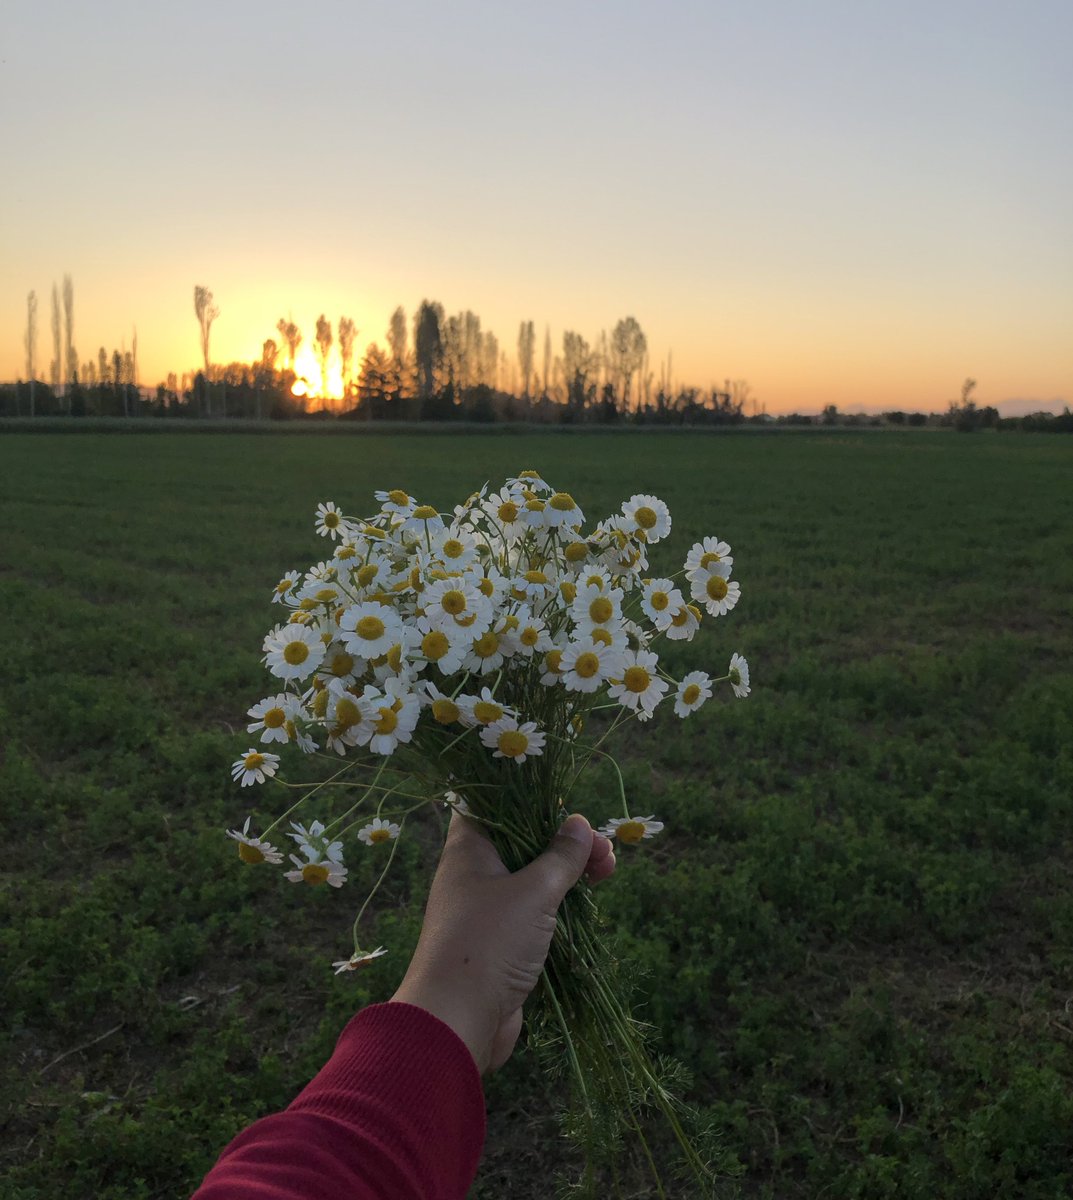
[2, 429, 1072, 1198]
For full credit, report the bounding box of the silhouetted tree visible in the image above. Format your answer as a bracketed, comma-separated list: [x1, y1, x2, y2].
[276, 317, 302, 369]
[517, 320, 535, 398]
[609, 316, 646, 413]
[62, 275, 77, 394]
[562, 331, 596, 417]
[338, 316, 357, 398]
[314, 314, 333, 408]
[414, 300, 444, 400]
[542, 325, 552, 399]
[24, 291, 37, 416]
[356, 342, 393, 419]
[50, 284, 61, 396]
[194, 286, 219, 378]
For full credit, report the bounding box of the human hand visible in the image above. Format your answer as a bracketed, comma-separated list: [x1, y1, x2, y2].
[390, 812, 616, 1073]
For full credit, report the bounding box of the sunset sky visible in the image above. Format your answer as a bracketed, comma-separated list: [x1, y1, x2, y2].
[2, 0, 1070, 413]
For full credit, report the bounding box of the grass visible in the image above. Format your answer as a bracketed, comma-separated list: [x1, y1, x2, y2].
[1, 428, 1071, 1198]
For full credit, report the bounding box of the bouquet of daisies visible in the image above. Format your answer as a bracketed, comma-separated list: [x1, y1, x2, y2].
[228, 471, 748, 1194]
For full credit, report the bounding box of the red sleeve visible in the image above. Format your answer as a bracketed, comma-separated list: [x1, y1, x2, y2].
[192, 1001, 486, 1200]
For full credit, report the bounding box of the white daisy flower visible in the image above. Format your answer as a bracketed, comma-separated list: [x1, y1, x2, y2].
[420, 682, 465, 726]
[399, 504, 446, 535]
[539, 644, 567, 687]
[661, 603, 702, 642]
[514, 612, 553, 658]
[479, 717, 546, 764]
[561, 639, 623, 694]
[598, 815, 664, 844]
[728, 652, 751, 699]
[431, 527, 480, 571]
[413, 619, 467, 676]
[270, 571, 301, 605]
[588, 620, 629, 659]
[355, 681, 421, 755]
[375, 488, 416, 516]
[460, 626, 510, 675]
[226, 816, 284, 864]
[621, 494, 671, 543]
[349, 550, 393, 595]
[333, 946, 388, 974]
[690, 569, 742, 618]
[357, 817, 401, 846]
[230, 749, 281, 787]
[518, 495, 549, 529]
[544, 491, 585, 529]
[452, 481, 490, 521]
[560, 536, 592, 573]
[317, 642, 362, 686]
[264, 624, 326, 682]
[246, 693, 302, 745]
[575, 566, 614, 593]
[339, 601, 404, 660]
[640, 578, 685, 625]
[607, 649, 669, 714]
[506, 469, 552, 493]
[457, 686, 517, 728]
[315, 501, 346, 540]
[284, 852, 347, 888]
[509, 567, 557, 605]
[331, 538, 363, 569]
[570, 583, 624, 636]
[465, 563, 509, 609]
[481, 488, 527, 540]
[673, 671, 713, 718]
[288, 819, 345, 863]
[423, 577, 492, 634]
[684, 536, 734, 580]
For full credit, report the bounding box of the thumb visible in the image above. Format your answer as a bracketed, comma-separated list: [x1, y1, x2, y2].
[516, 814, 593, 907]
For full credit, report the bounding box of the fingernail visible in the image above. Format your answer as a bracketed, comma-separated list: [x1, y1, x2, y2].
[559, 814, 591, 843]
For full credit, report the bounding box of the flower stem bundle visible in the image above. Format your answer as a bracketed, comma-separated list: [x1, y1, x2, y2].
[227, 472, 749, 1193]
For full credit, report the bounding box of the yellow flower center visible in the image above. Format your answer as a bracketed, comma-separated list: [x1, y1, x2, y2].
[386, 644, 404, 671]
[591, 628, 613, 647]
[238, 841, 265, 864]
[616, 820, 647, 845]
[315, 588, 337, 604]
[634, 506, 658, 530]
[520, 627, 540, 647]
[670, 608, 691, 627]
[523, 570, 548, 585]
[706, 576, 729, 602]
[498, 730, 529, 757]
[299, 598, 318, 611]
[260, 707, 285, 729]
[729, 667, 742, 686]
[369, 828, 392, 844]
[335, 697, 362, 727]
[682, 684, 701, 705]
[473, 632, 500, 658]
[525, 498, 546, 512]
[302, 863, 331, 885]
[588, 596, 613, 623]
[329, 651, 355, 677]
[560, 581, 577, 603]
[388, 489, 410, 505]
[497, 501, 519, 522]
[455, 611, 478, 628]
[289, 611, 313, 624]
[374, 706, 399, 734]
[574, 652, 600, 679]
[356, 615, 386, 641]
[422, 630, 451, 660]
[650, 591, 670, 611]
[545, 649, 564, 674]
[700, 551, 722, 569]
[519, 469, 541, 479]
[282, 641, 309, 665]
[477, 577, 495, 598]
[442, 539, 465, 559]
[440, 589, 466, 615]
[275, 578, 294, 595]
[323, 511, 340, 527]
[564, 542, 588, 563]
[412, 504, 438, 520]
[336, 545, 357, 560]
[549, 492, 576, 512]
[356, 564, 379, 587]
[432, 698, 460, 724]
[623, 666, 651, 693]
[311, 689, 330, 717]
[687, 604, 702, 621]
[473, 700, 504, 724]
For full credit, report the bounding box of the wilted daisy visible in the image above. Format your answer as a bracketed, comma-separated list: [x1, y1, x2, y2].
[691, 569, 741, 618]
[284, 851, 347, 887]
[333, 946, 388, 973]
[480, 716, 546, 764]
[264, 624, 326, 682]
[673, 671, 713, 717]
[607, 649, 669, 715]
[357, 817, 401, 845]
[226, 816, 284, 864]
[728, 652, 751, 698]
[231, 749, 281, 787]
[621, 494, 671, 542]
[599, 815, 665, 844]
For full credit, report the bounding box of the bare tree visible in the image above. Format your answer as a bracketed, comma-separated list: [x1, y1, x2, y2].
[50, 284, 61, 396]
[517, 320, 535, 398]
[25, 291, 37, 415]
[99, 347, 109, 386]
[194, 286, 219, 377]
[609, 317, 647, 413]
[542, 325, 552, 398]
[62, 275, 77, 393]
[132, 327, 138, 388]
[276, 317, 301, 370]
[314, 315, 333, 408]
[338, 317, 357, 400]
